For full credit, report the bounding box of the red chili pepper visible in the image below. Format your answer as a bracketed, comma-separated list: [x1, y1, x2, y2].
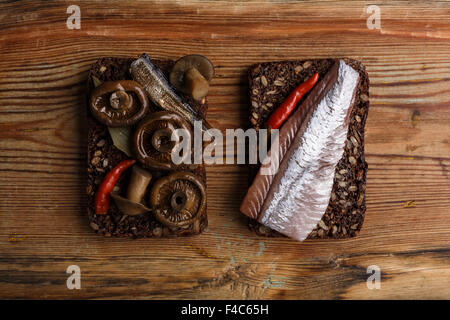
[266, 73, 319, 130]
[95, 159, 136, 215]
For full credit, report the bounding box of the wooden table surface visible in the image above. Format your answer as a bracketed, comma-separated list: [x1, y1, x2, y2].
[0, 0, 449, 300]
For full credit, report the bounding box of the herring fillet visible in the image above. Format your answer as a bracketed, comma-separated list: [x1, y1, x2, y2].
[259, 60, 360, 241]
[130, 54, 211, 132]
[240, 61, 339, 220]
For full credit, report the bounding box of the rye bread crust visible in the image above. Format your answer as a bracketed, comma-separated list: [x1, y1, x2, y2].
[247, 58, 369, 239]
[86, 57, 208, 238]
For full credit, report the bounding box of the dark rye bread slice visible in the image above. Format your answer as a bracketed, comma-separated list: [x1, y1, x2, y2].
[86, 57, 208, 238]
[247, 58, 369, 239]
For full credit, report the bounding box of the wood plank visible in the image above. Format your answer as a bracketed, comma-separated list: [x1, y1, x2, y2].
[0, 0, 449, 299]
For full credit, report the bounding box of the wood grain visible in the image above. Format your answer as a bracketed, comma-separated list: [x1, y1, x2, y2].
[0, 0, 449, 299]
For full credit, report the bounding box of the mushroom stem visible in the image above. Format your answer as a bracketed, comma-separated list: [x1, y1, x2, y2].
[170, 191, 187, 212]
[126, 165, 152, 203]
[184, 67, 210, 101]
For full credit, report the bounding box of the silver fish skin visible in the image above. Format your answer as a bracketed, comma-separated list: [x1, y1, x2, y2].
[130, 54, 211, 132]
[259, 60, 360, 241]
[240, 61, 339, 220]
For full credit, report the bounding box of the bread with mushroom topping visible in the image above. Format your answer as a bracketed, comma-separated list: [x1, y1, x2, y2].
[86, 57, 208, 238]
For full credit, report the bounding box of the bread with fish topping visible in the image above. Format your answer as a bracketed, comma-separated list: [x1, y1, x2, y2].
[86, 57, 208, 238]
[247, 58, 369, 239]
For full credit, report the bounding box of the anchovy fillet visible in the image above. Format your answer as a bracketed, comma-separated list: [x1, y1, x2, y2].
[130, 54, 211, 132]
[259, 60, 359, 241]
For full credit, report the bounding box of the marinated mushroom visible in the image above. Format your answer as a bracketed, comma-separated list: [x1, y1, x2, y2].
[149, 171, 206, 227]
[169, 55, 214, 101]
[111, 165, 152, 216]
[133, 111, 192, 170]
[90, 80, 150, 127]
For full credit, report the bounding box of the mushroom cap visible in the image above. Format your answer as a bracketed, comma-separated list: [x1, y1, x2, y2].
[111, 192, 151, 216]
[133, 111, 193, 170]
[149, 171, 206, 227]
[169, 55, 214, 94]
[89, 80, 150, 127]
